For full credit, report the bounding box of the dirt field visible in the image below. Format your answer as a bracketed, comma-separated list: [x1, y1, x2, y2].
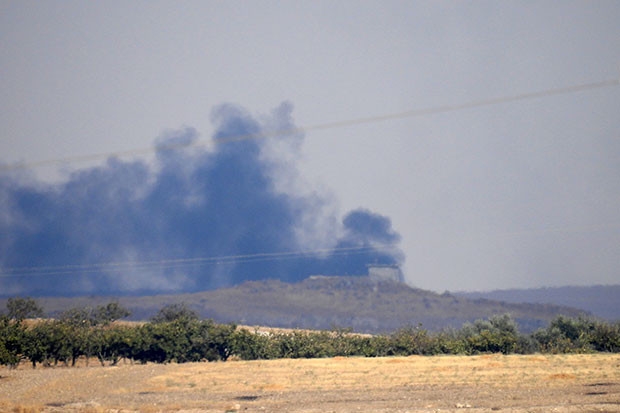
[1, 354, 619, 412]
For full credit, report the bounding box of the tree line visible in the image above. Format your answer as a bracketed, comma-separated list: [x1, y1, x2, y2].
[1, 297, 619, 368]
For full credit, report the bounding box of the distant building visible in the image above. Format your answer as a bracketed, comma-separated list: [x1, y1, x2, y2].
[367, 264, 403, 283]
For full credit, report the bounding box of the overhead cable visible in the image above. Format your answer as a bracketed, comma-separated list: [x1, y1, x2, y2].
[0, 245, 395, 278]
[2, 78, 618, 172]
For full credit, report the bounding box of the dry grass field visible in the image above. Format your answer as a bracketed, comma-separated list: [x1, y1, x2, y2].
[1, 354, 619, 412]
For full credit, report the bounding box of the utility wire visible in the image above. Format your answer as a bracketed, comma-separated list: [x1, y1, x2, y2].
[1, 78, 618, 172]
[0, 79, 617, 279]
[0, 245, 396, 278]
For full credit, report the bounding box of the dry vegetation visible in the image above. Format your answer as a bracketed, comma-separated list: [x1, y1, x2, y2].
[4, 277, 588, 334]
[1, 353, 619, 412]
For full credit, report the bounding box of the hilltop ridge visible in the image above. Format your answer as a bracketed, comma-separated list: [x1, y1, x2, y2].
[10, 275, 589, 334]
[455, 285, 620, 321]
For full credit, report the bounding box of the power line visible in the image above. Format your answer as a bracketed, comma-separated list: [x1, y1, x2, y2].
[1, 78, 618, 172]
[0, 245, 396, 278]
[295, 78, 620, 135]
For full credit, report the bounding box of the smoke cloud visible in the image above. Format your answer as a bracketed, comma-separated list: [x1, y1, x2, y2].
[0, 103, 403, 296]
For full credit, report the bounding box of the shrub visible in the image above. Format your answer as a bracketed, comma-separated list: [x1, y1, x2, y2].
[132, 318, 236, 364]
[533, 316, 600, 353]
[6, 297, 44, 321]
[150, 303, 198, 324]
[590, 321, 620, 352]
[460, 314, 519, 354]
[0, 315, 26, 368]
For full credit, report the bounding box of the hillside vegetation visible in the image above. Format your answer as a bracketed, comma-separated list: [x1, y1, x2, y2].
[184, 277, 587, 333]
[1, 298, 620, 370]
[456, 285, 620, 321]
[2, 276, 589, 334]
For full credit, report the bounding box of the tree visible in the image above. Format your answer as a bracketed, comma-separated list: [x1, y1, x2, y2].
[533, 315, 600, 353]
[0, 315, 26, 368]
[387, 325, 432, 356]
[150, 303, 199, 323]
[59, 302, 131, 328]
[192, 321, 236, 361]
[90, 325, 136, 366]
[230, 328, 274, 360]
[461, 314, 520, 354]
[7, 297, 44, 321]
[60, 307, 97, 328]
[24, 320, 74, 367]
[94, 302, 131, 325]
[133, 321, 189, 363]
[590, 321, 620, 352]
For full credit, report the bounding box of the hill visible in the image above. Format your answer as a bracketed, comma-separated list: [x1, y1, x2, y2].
[454, 285, 620, 321]
[4, 276, 589, 333]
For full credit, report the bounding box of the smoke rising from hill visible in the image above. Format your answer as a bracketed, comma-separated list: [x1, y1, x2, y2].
[0, 103, 402, 296]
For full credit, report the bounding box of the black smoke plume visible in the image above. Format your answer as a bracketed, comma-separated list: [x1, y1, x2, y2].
[0, 103, 403, 296]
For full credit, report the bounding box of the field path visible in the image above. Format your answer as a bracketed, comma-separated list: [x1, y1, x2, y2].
[1, 354, 619, 412]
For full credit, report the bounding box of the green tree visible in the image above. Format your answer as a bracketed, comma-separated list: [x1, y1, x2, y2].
[94, 302, 131, 325]
[150, 303, 199, 323]
[24, 320, 73, 367]
[387, 325, 432, 356]
[230, 329, 275, 360]
[59, 302, 131, 328]
[89, 325, 136, 366]
[60, 307, 97, 328]
[533, 316, 596, 353]
[0, 315, 26, 368]
[133, 319, 192, 363]
[7, 297, 44, 321]
[590, 321, 620, 352]
[461, 314, 520, 354]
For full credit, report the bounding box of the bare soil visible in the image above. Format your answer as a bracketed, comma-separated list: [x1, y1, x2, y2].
[1, 354, 619, 412]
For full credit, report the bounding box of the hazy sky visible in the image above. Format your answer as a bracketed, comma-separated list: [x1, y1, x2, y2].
[1, 1, 619, 293]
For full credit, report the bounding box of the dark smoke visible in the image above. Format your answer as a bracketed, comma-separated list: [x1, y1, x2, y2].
[0, 103, 403, 296]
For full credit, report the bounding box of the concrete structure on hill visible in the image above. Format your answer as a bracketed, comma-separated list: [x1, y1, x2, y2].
[307, 264, 404, 283]
[367, 264, 403, 283]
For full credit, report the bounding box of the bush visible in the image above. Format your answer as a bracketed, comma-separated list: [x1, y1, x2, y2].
[590, 321, 620, 352]
[0, 315, 26, 368]
[90, 325, 137, 366]
[427, 329, 469, 355]
[150, 303, 198, 324]
[385, 325, 433, 356]
[230, 329, 275, 360]
[7, 297, 44, 321]
[24, 320, 74, 367]
[59, 302, 131, 328]
[533, 316, 599, 353]
[3, 309, 620, 368]
[132, 318, 236, 364]
[189, 320, 236, 362]
[460, 314, 519, 355]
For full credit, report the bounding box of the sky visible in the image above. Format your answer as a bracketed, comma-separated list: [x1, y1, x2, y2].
[1, 1, 620, 295]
